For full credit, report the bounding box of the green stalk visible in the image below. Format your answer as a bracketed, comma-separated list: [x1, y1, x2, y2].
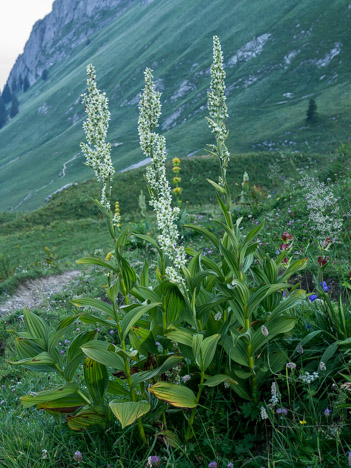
[244, 312, 257, 403]
[111, 298, 147, 445]
[185, 371, 205, 441]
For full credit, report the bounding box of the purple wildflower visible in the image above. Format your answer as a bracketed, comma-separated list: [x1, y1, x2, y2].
[309, 294, 318, 302]
[208, 463, 218, 468]
[147, 456, 161, 467]
[109, 330, 115, 335]
[324, 407, 331, 417]
[73, 451, 83, 462]
[276, 407, 288, 416]
[320, 281, 329, 292]
[227, 464, 234, 468]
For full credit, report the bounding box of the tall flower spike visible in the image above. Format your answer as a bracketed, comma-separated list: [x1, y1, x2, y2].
[138, 68, 185, 286]
[81, 64, 115, 209]
[206, 36, 230, 185]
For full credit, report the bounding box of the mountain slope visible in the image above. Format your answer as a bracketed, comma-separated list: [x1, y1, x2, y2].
[0, 0, 350, 211]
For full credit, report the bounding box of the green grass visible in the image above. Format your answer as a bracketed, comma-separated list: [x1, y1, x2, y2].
[1, 0, 351, 210]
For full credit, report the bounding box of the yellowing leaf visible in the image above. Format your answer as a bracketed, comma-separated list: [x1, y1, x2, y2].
[148, 382, 197, 408]
[109, 400, 150, 429]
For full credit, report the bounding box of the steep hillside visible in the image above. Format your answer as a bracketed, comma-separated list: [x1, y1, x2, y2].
[0, 0, 350, 211]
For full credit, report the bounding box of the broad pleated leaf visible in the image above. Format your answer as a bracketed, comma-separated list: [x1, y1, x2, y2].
[148, 382, 197, 408]
[81, 341, 125, 371]
[109, 400, 151, 428]
[20, 383, 79, 408]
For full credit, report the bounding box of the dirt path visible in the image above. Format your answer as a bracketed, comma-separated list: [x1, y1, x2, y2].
[0, 270, 81, 316]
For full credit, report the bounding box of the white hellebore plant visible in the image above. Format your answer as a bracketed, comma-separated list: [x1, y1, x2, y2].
[81, 64, 117, 217]
[138, 68, 186, 285]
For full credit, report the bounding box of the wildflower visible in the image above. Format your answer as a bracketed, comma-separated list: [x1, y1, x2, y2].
[296, 343, 304, 354]
[318, 256, 328, 267]
[269, 382, 279, 407]
[276, 407, 288, 416]
[300, 175, 342, 241]
[60, 350, 65, 355]
[81, 65, 114, 209]
[173, 177, 181, 183]
[299, 420, 307, 425]
[320, 281, 329, 292]
[280, 243, 290, 251]
[214, 311, 222, 321]
[286, 362, 296, 369]
[299, 371, 319, 384]
[324, 407, 331, 417]
[181, 375, 191, 383]
[319, 361, 327, 371]
[208, 462, 218, 468]
[172, 165, 181, 174]
[73, 451, 83, 462]
[261, 325, 269, 337]
[341, 382, 351, 391]
[227, 464, 234, 468]
[172, 187, 182, 195]
[172, 157, 180, 165]
[42, 449, 48, 459]
[260, 406, 269, 420]
[206, 36, 230, 185]
[282, 232, 293, 242]
[147, 455, 161, 466]
[109, 330, 115, 335]
[113, 201, 121, 228]
[309, 294, 318, 302]
[138, 68, 185, 286]
[105, 252, 112, 261]
[282, 257, 289, 265]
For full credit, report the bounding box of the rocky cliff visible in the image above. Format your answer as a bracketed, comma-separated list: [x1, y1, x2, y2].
[7, 0, 137, 89]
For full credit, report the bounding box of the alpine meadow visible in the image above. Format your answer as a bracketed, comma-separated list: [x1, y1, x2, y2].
[1, 1, 351, 467]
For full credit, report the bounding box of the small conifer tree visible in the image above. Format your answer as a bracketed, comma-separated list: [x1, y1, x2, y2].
[10, 94, 19, 118]
[42, 69, 49, 80]
[306, 98, 317, 123]
[23, 76, 30, 92]
[0, 95, 7, 128]
[2, 83, 11, 104]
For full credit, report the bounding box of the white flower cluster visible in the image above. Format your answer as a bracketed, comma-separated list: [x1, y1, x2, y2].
[80, 64, 115, 209]
[300, 175, 342, 240]
[269, 381, 279, 407]
[138, 68, 185, 285]
[206, 36, 230, 181]
[299, 371, 319, 384]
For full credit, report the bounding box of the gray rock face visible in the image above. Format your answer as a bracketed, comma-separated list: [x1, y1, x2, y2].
[7, 0, 137, 89]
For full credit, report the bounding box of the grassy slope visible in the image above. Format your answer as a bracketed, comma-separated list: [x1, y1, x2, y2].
[0, 0, 350, 211]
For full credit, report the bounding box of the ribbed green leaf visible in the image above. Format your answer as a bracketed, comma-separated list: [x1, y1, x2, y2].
[121, 303, 160, 339]
[66, 410, 106, 431]
[109, 400, 150, 429]
[84, 358, 109, 404]
[20, 383, 79, 408]
[202, 374, 237, 387]
[76, 256, 119, 273]
[71, 298, 115, 317]
[81, 341, 125, 371]
[149, 382, 197, 408]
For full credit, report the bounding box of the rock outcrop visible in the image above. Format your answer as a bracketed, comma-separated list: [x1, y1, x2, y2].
[7, 0, 136, 90]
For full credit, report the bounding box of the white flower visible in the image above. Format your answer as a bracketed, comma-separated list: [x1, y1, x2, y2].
[206, 36, 230, 182]
[299, 371, 319, 384]
[260, 406, 269, 420]
[319, 361, 327, 371]
[214, 312, 222, 321]
[138, 68, 185, 286]
[269, 382, 279, 407]
[261, 325, 269, 337]
[81, 64, 115, 209]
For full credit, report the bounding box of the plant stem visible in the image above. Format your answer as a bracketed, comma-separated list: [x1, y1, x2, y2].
[185, 371, 204, 441]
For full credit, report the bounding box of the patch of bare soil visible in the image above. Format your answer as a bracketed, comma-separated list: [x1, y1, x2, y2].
[0, 270, 81, 316]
